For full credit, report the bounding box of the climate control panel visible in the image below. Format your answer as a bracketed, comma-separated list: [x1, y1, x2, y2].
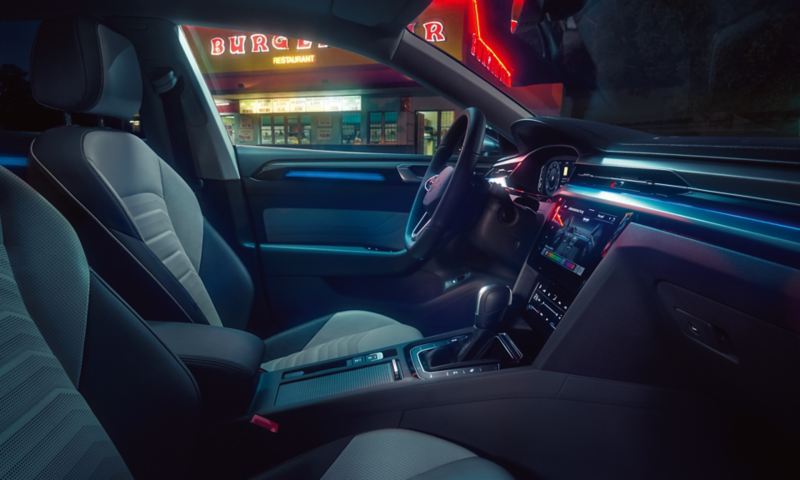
[526, 280, 572, 330]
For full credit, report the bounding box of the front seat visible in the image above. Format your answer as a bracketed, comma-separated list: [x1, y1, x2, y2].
[0, 165, 512, 478]
[26, 18, 422, 371]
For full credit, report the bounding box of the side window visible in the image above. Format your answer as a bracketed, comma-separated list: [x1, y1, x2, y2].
[181, 26, 459, 154]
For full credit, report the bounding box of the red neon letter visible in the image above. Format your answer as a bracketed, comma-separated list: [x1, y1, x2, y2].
[250, 34, 269, 53]
[210, 37, 225, 56]
[296, 39, 313, 50]
[229, 35, 247, 55]
[271, 36, 289, 50]
[423, 21, 446, 42]
[407, 23, 416, 32]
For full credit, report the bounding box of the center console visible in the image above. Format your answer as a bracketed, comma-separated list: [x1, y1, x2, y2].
[167, 194, 730, 479]
[246, 195, 634, 417]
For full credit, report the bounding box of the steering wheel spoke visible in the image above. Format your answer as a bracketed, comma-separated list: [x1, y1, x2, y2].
[404, 107, 486, 259]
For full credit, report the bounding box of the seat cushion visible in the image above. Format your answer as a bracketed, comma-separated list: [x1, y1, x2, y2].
[261, 311, 422, 371]
[257, 428, 513, 480]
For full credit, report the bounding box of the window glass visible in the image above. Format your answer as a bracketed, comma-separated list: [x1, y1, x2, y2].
[384, 111, 398, 143]
[181, 25, 461, 153]
[416, 110, 455, 155]
[411, 0, 800, 138]
[260, 116, 273, 144]
[369, 112, 383, 144]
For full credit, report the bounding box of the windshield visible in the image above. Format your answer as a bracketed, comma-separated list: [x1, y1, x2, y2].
[412, 0, 800, 137]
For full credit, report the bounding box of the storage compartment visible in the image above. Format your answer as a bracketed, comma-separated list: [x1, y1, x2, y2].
[150, 321, 265, 418]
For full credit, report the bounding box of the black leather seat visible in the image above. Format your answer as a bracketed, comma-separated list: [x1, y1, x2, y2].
[26, 18, 422, 372]
[0, 164, 512, 478]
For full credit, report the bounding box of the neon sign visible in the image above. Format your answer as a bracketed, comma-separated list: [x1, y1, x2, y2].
[469, 0, 512, 87]
[406, 20, 448, 42]
[210, 35, 328, 56]
[273, 55, 316, 65]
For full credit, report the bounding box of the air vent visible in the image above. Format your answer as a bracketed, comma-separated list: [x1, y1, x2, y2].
[571, 164, 690, 196]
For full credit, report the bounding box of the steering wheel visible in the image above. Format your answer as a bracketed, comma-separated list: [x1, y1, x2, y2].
[405, 107, 486, 259]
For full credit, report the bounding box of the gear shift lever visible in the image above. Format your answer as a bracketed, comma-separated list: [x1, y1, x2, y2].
[456, 284, 513, 362]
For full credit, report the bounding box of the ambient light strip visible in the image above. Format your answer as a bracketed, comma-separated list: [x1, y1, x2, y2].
[284, 170, 385, 182]
[0, 155, 27, 167]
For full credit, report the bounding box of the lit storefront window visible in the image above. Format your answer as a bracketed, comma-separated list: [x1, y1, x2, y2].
[341, 113, 362, 144]
[182, 15, 465, 153]
[384, 112, 398, 143]
[260, 116, 272, 144]
[417, 110, 455, 155]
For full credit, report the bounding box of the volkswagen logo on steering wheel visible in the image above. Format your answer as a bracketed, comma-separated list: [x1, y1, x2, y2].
[424, 175, 439, 192]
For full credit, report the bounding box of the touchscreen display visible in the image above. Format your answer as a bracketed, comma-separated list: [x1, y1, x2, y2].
[538, 200, 629, 277]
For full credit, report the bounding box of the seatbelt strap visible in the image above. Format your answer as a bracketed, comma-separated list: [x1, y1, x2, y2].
[152, 69, 204, 192]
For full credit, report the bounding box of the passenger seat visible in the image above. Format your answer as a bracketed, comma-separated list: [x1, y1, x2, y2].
[25, 18, 422, 372]
[0, 163, 510, 478]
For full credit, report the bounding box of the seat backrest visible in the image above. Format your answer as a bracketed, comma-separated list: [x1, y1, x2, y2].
[0, 165, 203, 478]
[0, 171, 130, 479]
[27, 18, 253, 330]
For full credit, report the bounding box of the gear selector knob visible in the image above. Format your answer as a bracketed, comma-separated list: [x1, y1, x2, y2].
[457, 284, 512, 362]
[474, 284, 513, 330]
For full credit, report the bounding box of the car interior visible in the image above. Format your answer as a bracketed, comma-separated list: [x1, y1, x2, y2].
[1, 0, 799, 479]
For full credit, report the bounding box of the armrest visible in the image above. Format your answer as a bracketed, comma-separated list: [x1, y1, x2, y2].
[150, 321, 265, 418]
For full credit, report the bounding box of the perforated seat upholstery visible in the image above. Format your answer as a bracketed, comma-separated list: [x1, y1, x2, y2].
[27, 18, 421, 372]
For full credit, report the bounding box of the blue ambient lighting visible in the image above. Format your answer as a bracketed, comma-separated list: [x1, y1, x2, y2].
[0, 155, 27, 168]
[284, 170, 385, 182]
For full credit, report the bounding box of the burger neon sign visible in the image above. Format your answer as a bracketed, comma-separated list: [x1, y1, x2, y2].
[210, 34, 328, 56]
[210, 21, 449, 57]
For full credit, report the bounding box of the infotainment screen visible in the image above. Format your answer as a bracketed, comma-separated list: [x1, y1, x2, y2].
[525, 197, 632, 331]
[538, 202, 625, 277]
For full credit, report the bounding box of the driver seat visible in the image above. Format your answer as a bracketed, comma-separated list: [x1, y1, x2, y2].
[27, 18, 422, 371]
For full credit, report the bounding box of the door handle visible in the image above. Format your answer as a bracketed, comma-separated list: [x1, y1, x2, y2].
[397, 165, 423, 183]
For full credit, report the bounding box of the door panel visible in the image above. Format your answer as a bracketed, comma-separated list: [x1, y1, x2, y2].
[238, 145, 428, 249]
[236, 145, 484, 333]
[263, 208, 407, 250]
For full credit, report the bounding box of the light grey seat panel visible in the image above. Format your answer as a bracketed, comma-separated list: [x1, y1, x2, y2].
[0, 223, 131, 479]
[81, 130, 222, 326]
[321, 429, 512, 480]
[261, 311, 422, 371]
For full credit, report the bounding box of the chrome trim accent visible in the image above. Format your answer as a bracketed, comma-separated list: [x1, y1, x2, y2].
[410, 210, 431, 240]
[397, 165, 423, 183]
[496, 332, 523, 362]
[424, 174, 439, 192]
[390, 358, 401, 380]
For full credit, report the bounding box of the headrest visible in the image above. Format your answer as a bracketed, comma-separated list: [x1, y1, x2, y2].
[31, 18, 142, 120]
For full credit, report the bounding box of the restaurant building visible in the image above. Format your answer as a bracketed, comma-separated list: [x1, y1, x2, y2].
[182, 0, 562, 154]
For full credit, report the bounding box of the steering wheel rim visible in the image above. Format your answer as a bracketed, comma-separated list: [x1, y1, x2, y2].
[404, 107, 486, 259]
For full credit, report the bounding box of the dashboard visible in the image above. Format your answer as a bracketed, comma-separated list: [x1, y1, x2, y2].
[487, 118, 800, 339]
